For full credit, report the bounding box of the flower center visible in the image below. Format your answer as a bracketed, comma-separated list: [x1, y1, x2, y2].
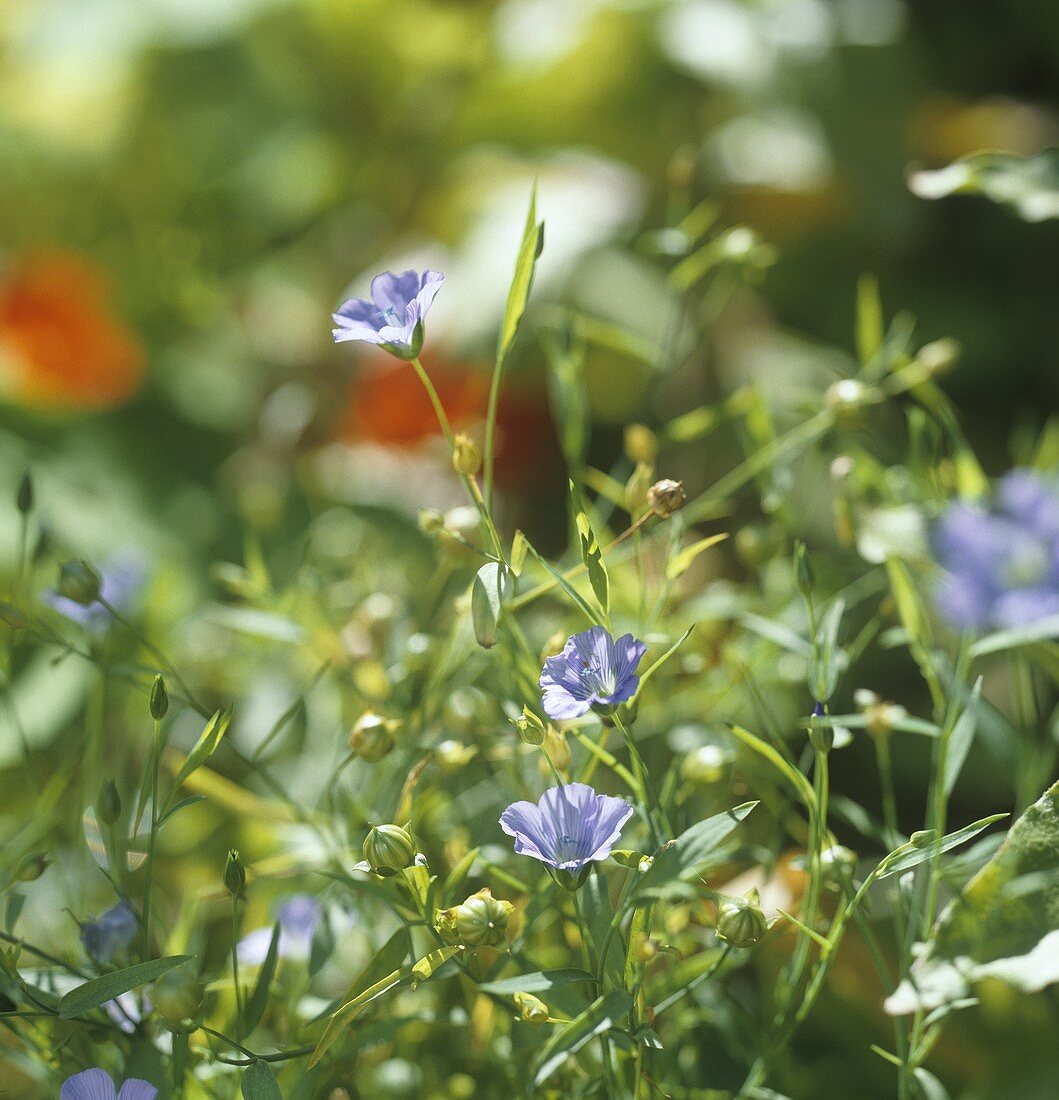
[552, 834, 583, 863]
[378, 305, 404, 328]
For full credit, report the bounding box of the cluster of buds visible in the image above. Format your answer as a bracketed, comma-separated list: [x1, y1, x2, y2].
[715, 888, 768, 949]
[363, 824, 416, 876]
[436, 887, 514, 949]
[853, 689, 907, 737]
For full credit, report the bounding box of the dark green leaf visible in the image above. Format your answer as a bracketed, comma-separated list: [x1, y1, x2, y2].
[59, 956, 193, 1019]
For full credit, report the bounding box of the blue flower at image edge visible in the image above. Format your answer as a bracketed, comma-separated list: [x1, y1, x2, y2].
[332, 269, 444, 359]
[500, 783, 633, 874]
[61, 1068, 156, 1100]
[934, 469, 1059, 631]
[540, 626, 648, 720]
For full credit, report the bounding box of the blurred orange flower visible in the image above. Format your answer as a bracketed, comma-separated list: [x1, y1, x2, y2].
[0, 251, 144, 411]
[339, 356, 556, 490]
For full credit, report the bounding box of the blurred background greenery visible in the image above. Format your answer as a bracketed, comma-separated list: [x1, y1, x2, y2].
[2, 1, 1059, 1096]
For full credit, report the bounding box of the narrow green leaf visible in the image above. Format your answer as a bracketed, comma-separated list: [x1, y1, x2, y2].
[879, 814, 1008, 878]
[510, 531, 529, 578]
[728, 724, 817, 812]
[632, 626, 695, 703]
[969, 611, 1059, 658]
[570, 480, 609, 617]
[534, 990, 633, 1085]
[666, 533, 728, 581]
[525, 542, 601, 626]
[442, 847, 480, 906]
[243, 923, 281, 1034]
[168, 706, 234, 804]
[497, 184, 544, 361]
[471, 562, 512, 649]
[478, 968, 595, 995]
[241, 1059, 282, 1100]
[59, 955, 193, 1018]
[943, 677, 982, 798]
[635, 802, 757, 897]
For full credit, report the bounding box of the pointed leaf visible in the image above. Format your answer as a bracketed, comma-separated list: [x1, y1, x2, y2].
[60, 956, 193, 1018]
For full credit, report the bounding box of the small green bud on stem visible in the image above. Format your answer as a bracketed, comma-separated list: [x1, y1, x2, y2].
[150, 675, 169, 721]
[98, 779, 122, 825]
[223, 849, 246, 898]
[57, 560, 102, 606]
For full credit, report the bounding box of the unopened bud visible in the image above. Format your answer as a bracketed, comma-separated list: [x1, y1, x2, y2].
[793, 541, 813, 597]
[150, 967, 205, 1029]
[14, 851, 49, 882]
[223, 849, 246, 898]
[511, 707, 546, 746]
[513, 991, 549, 1024]
[418, 509, 446, 534]
[624, 424, 659, 465]
[437, 888, 514, 948]
[349, 712, 395, 763]
[57, 560, 102, 606]
[16, 472, 33, 515]
[647, 479, 686, 518]
[910, 830, 936, 849]
[452, 434, 481, 477]
[853, 689, 907, 738]
[808, 702, 833, 754]
[363, 824, 416, 876]
[150, 675, 169, 721]
[825, 378, 871, 419]
[98, 780, 122, 825]
[715, 889, 767, 949]
[625, 463, 654, 515]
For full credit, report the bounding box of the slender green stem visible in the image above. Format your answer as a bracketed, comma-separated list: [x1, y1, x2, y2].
[483, 350, 506, 511]
[231, 896, 244, 1042]
[141, 716, 162, 961]
[612, 713, 668, 846]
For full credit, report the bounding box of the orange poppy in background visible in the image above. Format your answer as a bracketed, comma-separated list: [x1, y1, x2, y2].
[339, 355, 557, 490]
[0, 251, 144, 411]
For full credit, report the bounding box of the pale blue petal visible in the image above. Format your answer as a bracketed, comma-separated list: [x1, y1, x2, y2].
[61, 1069, 118, 1100]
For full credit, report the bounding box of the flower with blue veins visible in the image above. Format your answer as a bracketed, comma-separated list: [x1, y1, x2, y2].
[332, 269, 444, 359]
[237, 893, 323, 965]
[61, 1068, 156, 1100]
[540, 625, 647, 720]
[500, 782, 633, 889]
[81, 899, 137, 963]
[934, 469, 1059, 630]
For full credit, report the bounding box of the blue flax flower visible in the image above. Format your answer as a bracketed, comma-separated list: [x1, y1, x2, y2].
[237, 894, 322, 965]
[332, 269, 444, 359]
[61, 1068, 156, 1100]
[934, 469, 1059, 630]
[540, 626, 647, 720]
[81, 900, 137, 963]
[500, 783, 633, 888]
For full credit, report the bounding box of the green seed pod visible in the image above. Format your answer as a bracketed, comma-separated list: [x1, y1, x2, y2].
[910, 829, 936, 849]
[363, 824, 416, 876]
[647, 478, 686, 518]
[150, 966, 205, 1029]
[16, 472, 33, 515]
[511, 707, 545, 747]
[150, 675, 169, 721]
[452, 888, 514, 948]
[223, 849, 246, 898]
[14, 851, 49, 882]
[451, 434, 481, 477]
[97, 779, 122, 826]
[57, 560, 102, 606]
[715, 889, 768, 949]
[513, 991, 549, 1024]
[349, 712, 395, 763]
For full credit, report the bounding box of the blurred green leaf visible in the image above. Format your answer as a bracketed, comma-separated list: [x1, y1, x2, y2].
[534, 990, 632, 1085]
[241, 1059, 281, 1099]
[60, 956, 193, 1019]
